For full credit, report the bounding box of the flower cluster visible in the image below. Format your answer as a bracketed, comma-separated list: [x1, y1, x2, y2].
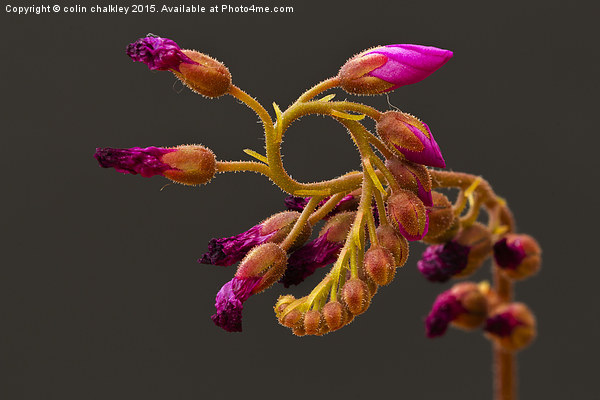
[96, 35, 540, 356]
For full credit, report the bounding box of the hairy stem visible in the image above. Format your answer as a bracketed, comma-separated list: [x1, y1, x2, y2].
[280, 196, 321, 251]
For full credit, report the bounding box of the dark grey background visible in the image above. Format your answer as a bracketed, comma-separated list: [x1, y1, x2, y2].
[1, 0, 598, 398]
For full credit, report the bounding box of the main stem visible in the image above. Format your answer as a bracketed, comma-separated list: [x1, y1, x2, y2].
[493, 265, 516, 400]
[431, 170, 516, 400]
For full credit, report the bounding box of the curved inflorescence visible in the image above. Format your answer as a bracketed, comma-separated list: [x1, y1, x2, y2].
[95, 35, 541, 357]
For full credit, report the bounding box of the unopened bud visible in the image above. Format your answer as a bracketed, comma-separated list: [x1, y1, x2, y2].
[303, 310, 324, 335]
[386, 189, 429, 241]
[493, 234, 541, 280]
[161, 145, 217, 185]
[280, 309, 303, 329]
[385, 157, 433, 206]
[261, 211, 312, 250]
[425, 281, 488, 337]
[485, 303, 536, 351]
[235, 243, 287, 294]
[175, 50, 232, 97]
[342, 278, 371, 315]
[377, 111, 445, 168]
[338, 44, 453, 95]
[126, 35, 232, 98]
[364, 246, 396, 286]
[322, 301, 348, 331]
[375, 224, 409, 266]
[449, 282, 489, 331]
[94, 144, 216, 186]
[274, 295, 296, 315]
[423, 191, 456, 243]
[320, 211, 356, 242]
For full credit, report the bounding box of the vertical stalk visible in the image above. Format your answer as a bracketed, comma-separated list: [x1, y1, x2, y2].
[493, 264, 515, 400]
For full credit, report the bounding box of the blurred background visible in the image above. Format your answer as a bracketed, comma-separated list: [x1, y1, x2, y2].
[1, 0, 597, 398]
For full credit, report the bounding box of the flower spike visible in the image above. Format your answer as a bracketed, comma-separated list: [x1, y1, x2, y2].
[98, 41, 540, 400]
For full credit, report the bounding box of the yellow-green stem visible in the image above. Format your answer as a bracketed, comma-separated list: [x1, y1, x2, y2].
[227, 85, 274, 135]
[280, 196, 321, 251]
[308, 192, 347, 225]
[296, 77, 341, 103]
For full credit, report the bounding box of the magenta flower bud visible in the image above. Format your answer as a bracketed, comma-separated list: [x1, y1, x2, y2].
[339, 44, 453, 95]
[386, 189, 429, 241]
[426, 282, 488, 338]
[484, 303, 536, 351]
[493, 234, 541, 280]
[95, 145, 217, 185]
[279, 212, 354, 287]
[95, 146, 175, 177]
[127, 34, 232, 97]
[417, 241, 470, 282]
[425, 291, 464, 338]
[212, 243, 286, 333]
[234, 243, 288, 294]
[199, 211, 309, 267]
[211, 276, 261, 332]
[377, 111, 445, 168]
[385, 157, 433, 206]
[126, 34, 197, 71]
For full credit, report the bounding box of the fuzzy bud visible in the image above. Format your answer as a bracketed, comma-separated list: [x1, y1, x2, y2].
[160, 145, 217, 185]
[423, 191, 456, 243]
[235, 243, 287, 294]
[261, 211, 312, 250]
[377, 111, 445, 168]
[274, 295, 296, 314]
[342, 278, 371, 315]
[385, 157, 433, 206]
[303, 310, 324, 335]
[127, 35, 232, 98]
[338, 44, 453, 95]
[364, 246, 396, 286]
[386, 189, 429, 241]
[175, 50, 232, 98]
[200, 211, 310, 267]
[320, 211, 356, 242]
[322, 301, 348, 331]
[449, 282, 489, 331]
[94, 144, 216, 186]
[425, 281, 488, 338]
[493, 234, 541, 280]
[485, 303, 536, 351]
[375, 224, 409, 266]
[280, 309, 303, 329]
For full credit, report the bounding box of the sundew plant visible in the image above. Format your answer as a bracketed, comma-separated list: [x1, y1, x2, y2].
[95, 35, 541, 400]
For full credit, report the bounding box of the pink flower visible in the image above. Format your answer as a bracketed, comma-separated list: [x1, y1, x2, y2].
[126, 34, 197, 71]
[339, 44, 453, 95]
[94, 145, 216, 186]
[366, 45, 453, 90]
